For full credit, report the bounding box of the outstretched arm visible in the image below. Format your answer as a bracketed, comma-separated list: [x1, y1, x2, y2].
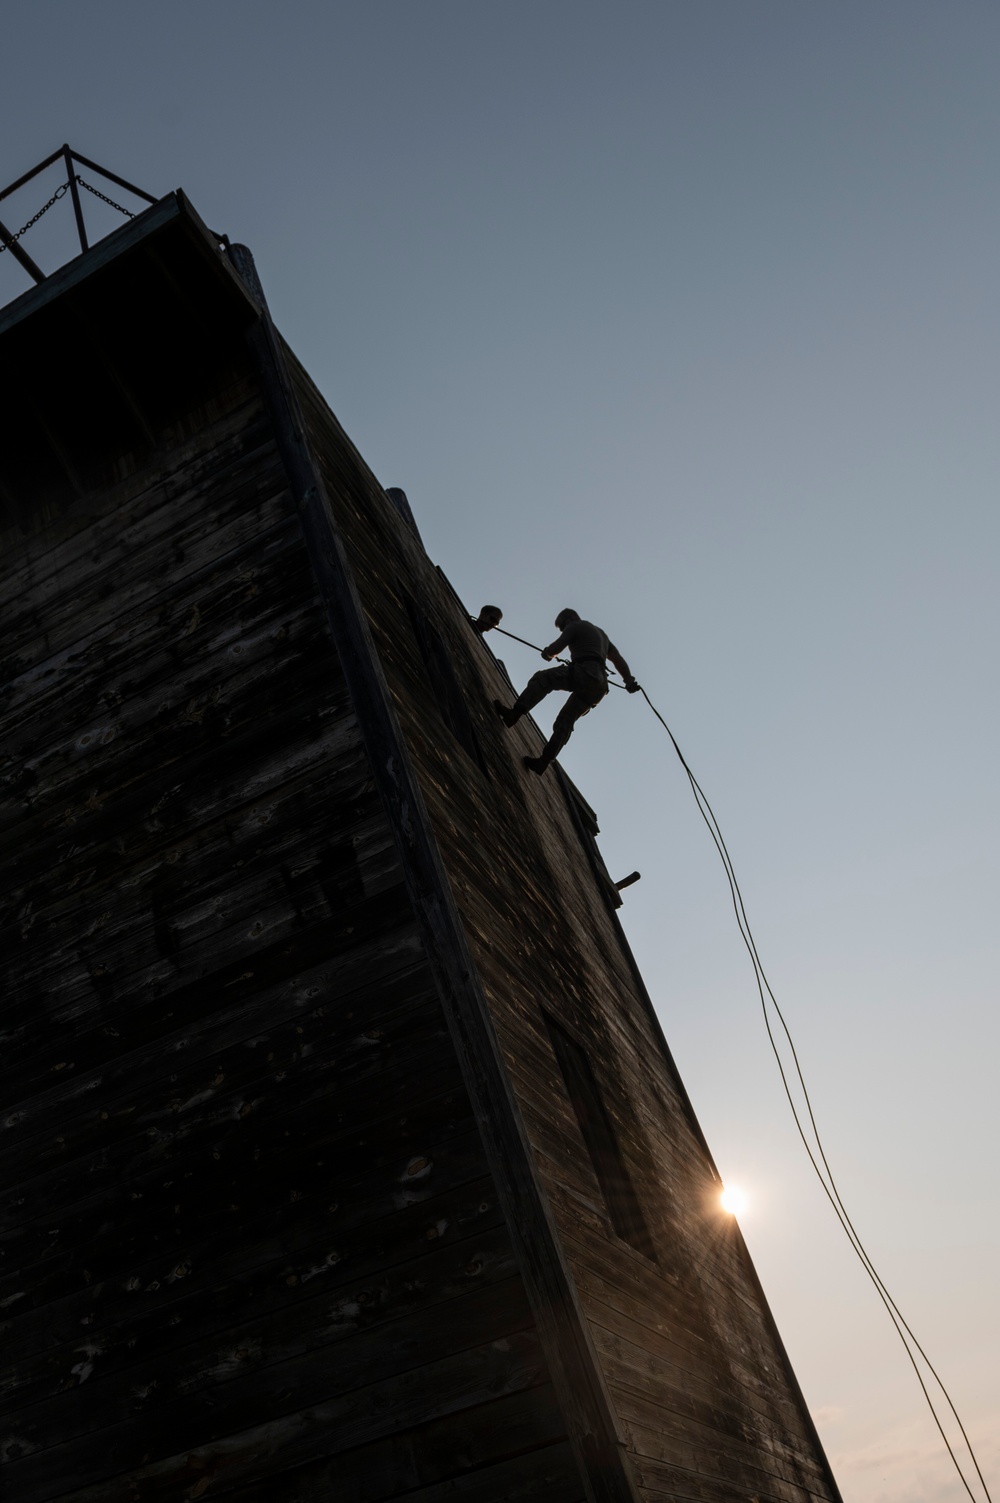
[541, 630, 570, 661]
[608, 642, 640, 692]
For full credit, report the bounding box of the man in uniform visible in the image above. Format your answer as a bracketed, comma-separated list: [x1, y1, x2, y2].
[494, 608, 639, 774]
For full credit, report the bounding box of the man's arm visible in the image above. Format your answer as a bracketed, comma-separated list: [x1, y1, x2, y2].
[608, 642, 640, 691]
[541, 630, 570, 661]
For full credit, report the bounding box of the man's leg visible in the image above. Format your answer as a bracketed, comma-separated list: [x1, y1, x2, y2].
[523, 692, 592, 774]
[524, 672, 609, 774]
[495, 665, 572, 726]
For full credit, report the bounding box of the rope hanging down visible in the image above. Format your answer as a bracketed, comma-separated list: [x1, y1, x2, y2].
[491, 620, 992, 1503]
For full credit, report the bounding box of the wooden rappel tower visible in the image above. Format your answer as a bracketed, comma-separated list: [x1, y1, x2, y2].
[0, 180, 843, 1502]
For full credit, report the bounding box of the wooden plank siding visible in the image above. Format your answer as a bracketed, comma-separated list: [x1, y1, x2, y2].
[0, 204, 579, 1502]
[287, 342, 843, 1502]
[2, 194, 840, 1502]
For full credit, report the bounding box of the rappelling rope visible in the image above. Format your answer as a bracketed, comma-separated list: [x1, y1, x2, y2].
[490, 620, 992, 1503]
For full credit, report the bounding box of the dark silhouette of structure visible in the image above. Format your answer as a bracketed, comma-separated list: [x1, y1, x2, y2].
[0, 190, 842, 1502]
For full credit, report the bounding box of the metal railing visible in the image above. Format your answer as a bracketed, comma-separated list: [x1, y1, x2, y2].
[0, 144, 158, 285]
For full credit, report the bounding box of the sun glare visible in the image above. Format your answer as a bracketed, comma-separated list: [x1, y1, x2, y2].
[720, 1185, 747, 1216]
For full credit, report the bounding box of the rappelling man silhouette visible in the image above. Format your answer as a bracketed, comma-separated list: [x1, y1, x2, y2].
[494, 608, 640, 775]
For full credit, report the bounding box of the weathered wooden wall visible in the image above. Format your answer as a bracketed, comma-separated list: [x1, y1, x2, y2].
[290, 354, 842, 1503]
[1, 194, 841, 1503]
[0, 203, 582, 1502]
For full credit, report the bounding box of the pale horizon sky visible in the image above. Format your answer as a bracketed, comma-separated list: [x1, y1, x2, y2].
[2, 6, 997, 1500]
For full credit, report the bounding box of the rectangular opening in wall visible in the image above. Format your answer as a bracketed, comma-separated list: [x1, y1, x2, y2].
[545, 1013, 657, 1261]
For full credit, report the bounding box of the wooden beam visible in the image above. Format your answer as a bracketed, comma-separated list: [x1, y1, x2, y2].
[64, 146, 89, 253]
[0, 211, 46, 284]
[0, 145, 64, 205]
[68, 147, 159, 206]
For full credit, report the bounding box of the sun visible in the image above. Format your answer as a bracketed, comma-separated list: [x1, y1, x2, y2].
[720, 1185, 747, 1216]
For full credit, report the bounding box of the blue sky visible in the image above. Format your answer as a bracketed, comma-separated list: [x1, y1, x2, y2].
[3, 5, 997, 1498]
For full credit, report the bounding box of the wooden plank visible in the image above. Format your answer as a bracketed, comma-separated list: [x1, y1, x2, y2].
[627, 1436, 833, 1503]
[1, 665, 348, 892]
[2, 1117, 496, 1425]
[1, 1078, 482, 1308]
[0, 796, 395, 1040]
[223, 1386, 574, 1502]
[0, 711, 375, 928]
[0, 679, 362, 889]
[0, 798, 395, 1023]
[3, 1318, 548, 1503]
[0, 867, 415, 1104]
[4, 1226, 522, 1449]
[1, 988, 455, 1218]
[350, 1442, 584, 1503]
[626, 1420, 829, 1500]
[10, 1278, 531, 1472]
[0, 520, 309, 757]
[587, 1296, 810, 1439]
[1, 416, 286, 671]
[1, 781, 389, 1007]
[21, 1330, 552, 1503]
[0, 399, 274, 641]
[3, 1172, 502, 1393]
[608, 1375, 828, 1498]
[1, 635, 339, 845]
[0, 844, 409, 1063]
[2, 526, 317, 764]
[565, 1242, 818, 1440]
[0, 932, 424, 1162]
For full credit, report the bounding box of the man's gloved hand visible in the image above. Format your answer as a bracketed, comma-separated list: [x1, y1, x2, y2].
[625, 677, 641, 694]
[542, 651, 555, 661]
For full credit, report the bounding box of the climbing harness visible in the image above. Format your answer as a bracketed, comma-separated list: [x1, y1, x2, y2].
[490, 619, 992, 1503]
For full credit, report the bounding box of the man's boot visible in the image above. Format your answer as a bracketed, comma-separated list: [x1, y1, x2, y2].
[493, 699, 519, 728]
[523, 755, 550, 775]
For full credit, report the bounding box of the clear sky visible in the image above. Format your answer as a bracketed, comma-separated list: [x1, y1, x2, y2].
[2, 5, 997, 1499]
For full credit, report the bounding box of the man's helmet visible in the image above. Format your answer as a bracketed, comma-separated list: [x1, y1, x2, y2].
[555, 608, 580, 630]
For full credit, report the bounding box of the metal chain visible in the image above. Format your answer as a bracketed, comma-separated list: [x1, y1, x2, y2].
[0, 181, 70, 253]
[0, 173, 136, 257]
[75, 175, 135, 220]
